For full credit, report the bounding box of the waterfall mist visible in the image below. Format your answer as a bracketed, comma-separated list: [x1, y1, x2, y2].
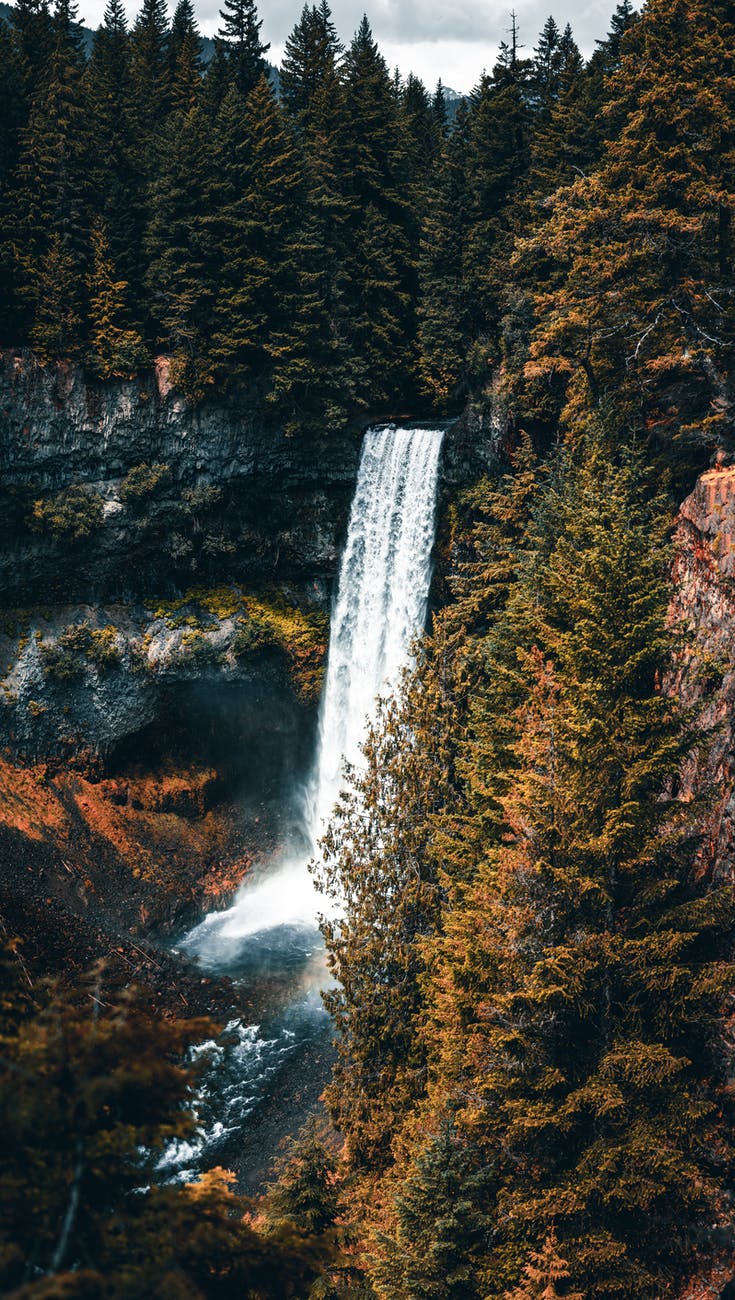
[183, 424, 444, 970]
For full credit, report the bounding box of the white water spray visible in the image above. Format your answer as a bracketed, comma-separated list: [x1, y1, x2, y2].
[183, 424, 444, 965]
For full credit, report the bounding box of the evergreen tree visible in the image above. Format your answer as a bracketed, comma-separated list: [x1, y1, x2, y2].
[0, 21, 27, 343]
[145, 103, 215, 398]
[424, 433, 735, 1296]
[526, 24, 585, 200]
[520, 0, 735, 445]
[264, 1118, 340, 1236]
[529, 15, 561, 117]
[462, 56, 531, 359]
[370, 1114, 493, 1300]
[431, 80, 449, 138]
[507, 1232, 584, 1300]
[280, 0, 342, 126]
[216, 0, 269, 100]
[84, 0, 140, 298]
[87, 218, 148, 377]
[128, 0, 170, 165]
[417, 114, 472, 406]
[315, 664, 458, 1172]
[9, 0, 54, 101]
[341, 17, 416, 403]
[0, 957, 328, 1295]
[209, 76, 302, 389]
[10, 0, 88, 346]
[169, 0, 203, 112]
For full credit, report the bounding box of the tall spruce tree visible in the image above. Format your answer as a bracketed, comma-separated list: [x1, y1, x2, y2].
[128, 0, 171, 165]
[341, 16, 417, 403]
[216, 0, 269, 99]
[419, 432, 735, 1296]
[209, 76, 302, 390]
[10, 0, 88, 351]
[520, 0, 735, 446]
[145, 103, 215, 398]
[84, 0, 141, 299]
[87, 218, 148, 377]
[280, 0, 342, 126]
[169, 0, 203, 111]
[417, 109, 472, 406]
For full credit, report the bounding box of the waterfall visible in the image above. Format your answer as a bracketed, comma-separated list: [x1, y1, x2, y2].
[183, 424, 444, 967]
[162, 424, 445, 1179]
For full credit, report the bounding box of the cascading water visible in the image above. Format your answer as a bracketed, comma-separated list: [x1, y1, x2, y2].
[168, 424, 444, 1179]
[185, 424, 444, 964]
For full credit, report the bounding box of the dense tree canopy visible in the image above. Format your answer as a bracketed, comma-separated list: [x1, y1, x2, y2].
[5, 0, 726, 448]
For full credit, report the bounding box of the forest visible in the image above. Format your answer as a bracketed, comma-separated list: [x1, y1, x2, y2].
[1, 0, 735, 1295]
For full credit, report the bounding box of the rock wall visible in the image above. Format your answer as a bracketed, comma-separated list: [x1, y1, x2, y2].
[671, 463, 735, 887]
[0, 351, 361, 603]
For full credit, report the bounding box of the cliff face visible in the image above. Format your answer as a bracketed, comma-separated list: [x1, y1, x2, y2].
[0, 351, 361, 604]
[0, 354, 360, 952]
[671, 464, 735, 887]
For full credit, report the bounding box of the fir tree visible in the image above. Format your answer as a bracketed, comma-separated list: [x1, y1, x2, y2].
[217, 0, 269, 100]
[169, 0, 203, 112]
[264, 1118, 340, 1236]
[280, 0, 342, 126]
[426, 433, 735, 1296]
[128, 0, 171, 165]
[84, 0, 140, 298]
[506, 1232, 584, 1300]
[520, 0, 735, 445]
[417, 114, 472, 406]
[145, 103, 215, 398]
[341, 17, 416, 403]
[210, 75, 303, 389]
[10, 0, 88, 342]
[370, 1114, 493, 1300]
[86, 218, 148, 377]
[9, 0, 54, 101]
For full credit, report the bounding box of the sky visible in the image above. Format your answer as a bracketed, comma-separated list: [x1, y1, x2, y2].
[78, 0, 619, 94]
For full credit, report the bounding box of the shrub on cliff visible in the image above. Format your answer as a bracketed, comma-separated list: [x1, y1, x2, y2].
[30, 486, 104, 543]
[119, 461, 171, 508]
[39, 623, 122, 681]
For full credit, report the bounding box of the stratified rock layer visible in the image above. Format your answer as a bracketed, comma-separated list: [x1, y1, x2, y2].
[672, 464, 735, 886]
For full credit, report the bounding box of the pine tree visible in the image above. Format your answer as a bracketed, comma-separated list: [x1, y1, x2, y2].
[462, 55, 531, 360]
[216, 0, 269, 100]
[529, 15, 561, 118]
[0, 956, 327, 1295]
[417, 114, 472, 406]
[145, 102, 215, 398]
[87, 218, 148, 377]
[506, 1232, 583, 1300]
[431, 80, 449, 138]
[10, 0, 88, 348]
[520, 0, 735, 445]
[526, 24, 585, 200]
[9, 0, 54, 101]
[263, 1118, 340, 1235]
[169, 0, 203, 112]
[315, 663, 458, 1172]
[0, 21, 27, 343]
[210, 75, 302, 390]
[341, 17, 416, 404]
[426, 432, 735, 1296]
[370, 1114, 493, 1300]
[128, 0, 170, 165]
[280, 0, 342, 127]
[84, 0, 141, 300]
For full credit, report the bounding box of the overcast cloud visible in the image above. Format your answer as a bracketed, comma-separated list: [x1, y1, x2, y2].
[78, 0, 618, 93]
